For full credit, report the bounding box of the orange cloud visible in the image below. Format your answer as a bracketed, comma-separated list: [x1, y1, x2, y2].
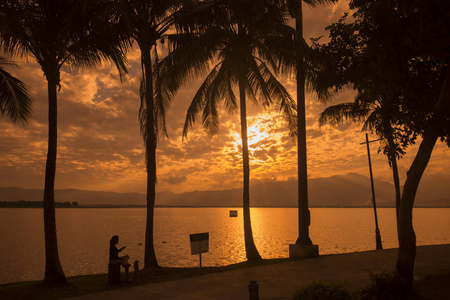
[0, 0, 448, 196]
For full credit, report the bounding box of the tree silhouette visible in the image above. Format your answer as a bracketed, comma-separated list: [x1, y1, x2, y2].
[0, 0, 127, 283]
[318, 96, 403, 220]
[114, 0, 197, 269]
[309, 0, 449, 285]
[0, 56, 31, 123]
[284, 0, 337, 247]
[160, 0, 297, 261]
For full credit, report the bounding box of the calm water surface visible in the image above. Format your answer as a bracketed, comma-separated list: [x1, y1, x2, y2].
[1, 207, 449, 284]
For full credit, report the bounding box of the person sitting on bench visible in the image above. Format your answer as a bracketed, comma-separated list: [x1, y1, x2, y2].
[109, 235, 130, 266]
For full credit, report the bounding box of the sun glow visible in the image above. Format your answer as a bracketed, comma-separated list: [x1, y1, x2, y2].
[247, 123, 270, 147]
[232, 120, 271, 150]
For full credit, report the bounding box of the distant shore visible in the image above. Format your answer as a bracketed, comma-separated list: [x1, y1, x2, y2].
[1, 201, 449, 209]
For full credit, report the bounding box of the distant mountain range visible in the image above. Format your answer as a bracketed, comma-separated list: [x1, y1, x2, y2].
[1, 173, 449, 207]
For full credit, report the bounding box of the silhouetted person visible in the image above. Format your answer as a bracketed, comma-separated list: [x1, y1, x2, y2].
[109, 235, 130, 266]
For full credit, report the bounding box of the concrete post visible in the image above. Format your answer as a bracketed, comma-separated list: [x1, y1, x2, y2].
[134, 260, 140, 280]
[124, 264, 130, 282]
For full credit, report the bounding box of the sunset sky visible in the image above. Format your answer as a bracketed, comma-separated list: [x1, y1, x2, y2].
[1, 0, 448, 195]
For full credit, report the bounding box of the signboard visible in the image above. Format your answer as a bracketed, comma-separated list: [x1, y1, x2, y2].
[190, 232, 209, 255]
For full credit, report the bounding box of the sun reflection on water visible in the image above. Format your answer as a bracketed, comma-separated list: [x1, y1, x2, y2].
[1, 207, 449, 284]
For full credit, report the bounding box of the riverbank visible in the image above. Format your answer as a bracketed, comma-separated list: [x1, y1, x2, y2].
[1, 244, 449, 299]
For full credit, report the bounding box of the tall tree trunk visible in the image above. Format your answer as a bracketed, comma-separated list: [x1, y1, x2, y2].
[43, 68, 66, 283]
[295, 5, 312, 245]
[142, 46, 158, 268]
[396, 132, 437, 284]
[387, 135, 401, 222]
[382, 117, 401, 222]
[239, 81, 261, 261]
[396, 66, 450, 284]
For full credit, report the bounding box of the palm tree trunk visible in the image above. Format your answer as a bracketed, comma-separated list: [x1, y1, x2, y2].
[239, 81, 261, 261]
[396, 66, 450, 285]
[295, 5, 312, 245]
[142, 46, 158, 268]
[43, 69, 66, 283]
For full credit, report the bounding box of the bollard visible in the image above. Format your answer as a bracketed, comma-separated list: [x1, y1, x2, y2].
[248, 280, 259, 300]
[134, 260, 140, 280]
[124, 264, 130, 282]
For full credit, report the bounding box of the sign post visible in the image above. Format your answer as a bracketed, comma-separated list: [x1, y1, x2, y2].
[189, 232, 209, 267]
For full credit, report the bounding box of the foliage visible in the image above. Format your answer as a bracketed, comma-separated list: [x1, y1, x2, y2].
[158, 0, 301, 261]
[310, 8, 447, 158]
[358, 271, 414, 300]
[116, 0, 185, 142]
[114, 0, 190, 269]
[159, 0, 298, 139]
[308, 0, 450, 283]
[293, 282, 353, 300]
[0, 56, 31, 124]
[0, 0, 129, 282]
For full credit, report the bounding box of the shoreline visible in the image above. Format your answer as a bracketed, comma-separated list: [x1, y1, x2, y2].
[1, 244, 448, 285]
[1, 205, 449, 208]
[1, 244, 449, 299]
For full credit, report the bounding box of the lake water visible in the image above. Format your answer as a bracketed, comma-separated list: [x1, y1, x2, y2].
[1, 207, 449, 284]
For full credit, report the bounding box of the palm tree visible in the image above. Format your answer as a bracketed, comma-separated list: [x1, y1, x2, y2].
[0, 0, 127, 283]
[284, 0, 337, 248]
[160, 0, 297, 261]
[0, 56, 31, 123]
[319, 96, 402, 220]
[114, 0, 193, 268]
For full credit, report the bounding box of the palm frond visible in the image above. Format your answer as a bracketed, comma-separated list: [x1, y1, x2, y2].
[362, 110, 380, 132]
[158, 31, 217, 97]
[153, 44, 169, 139]
[246, 57, 272, 107]
[222, 68, 238, 114]
[202, 64, 233, 136]
[285, 0, 337, 19]
[0, 57, 32, 124]
[183, 64, 220, 139]
[319, 101, 371, 126]
[259, 62, 297, 137]
[139, 75, 149, 146]
[258, 23, 301, 76]
[303, 0, 339, 8]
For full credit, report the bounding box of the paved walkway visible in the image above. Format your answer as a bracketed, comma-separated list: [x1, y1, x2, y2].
[68, 244, 450, 300]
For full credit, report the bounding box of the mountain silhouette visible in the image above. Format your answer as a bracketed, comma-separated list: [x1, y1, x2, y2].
[1, 173, 448, 207]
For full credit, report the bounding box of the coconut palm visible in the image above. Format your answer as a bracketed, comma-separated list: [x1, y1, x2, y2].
[0, 0, 127, 282]
[114, 0, 196, 268]
[0, 56, 31, 123]
[160, 0, 297, 261]
[284, 0, 337, 247]
[319, 96, 402, 221]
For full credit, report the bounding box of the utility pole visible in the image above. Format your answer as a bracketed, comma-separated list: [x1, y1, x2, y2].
[360, 133, 383, 250]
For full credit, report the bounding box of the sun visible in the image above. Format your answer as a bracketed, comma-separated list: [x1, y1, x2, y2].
[232, 121, 270, 149]
[247, 123, 269, 147]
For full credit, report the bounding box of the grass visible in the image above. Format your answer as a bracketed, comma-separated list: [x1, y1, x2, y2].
[0, 258, 292, 300]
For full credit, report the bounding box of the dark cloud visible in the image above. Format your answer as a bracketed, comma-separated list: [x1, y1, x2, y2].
[166, 174, 188, 185]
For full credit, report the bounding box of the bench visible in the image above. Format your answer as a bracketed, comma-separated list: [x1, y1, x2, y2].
[108, 262, 131, 285]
